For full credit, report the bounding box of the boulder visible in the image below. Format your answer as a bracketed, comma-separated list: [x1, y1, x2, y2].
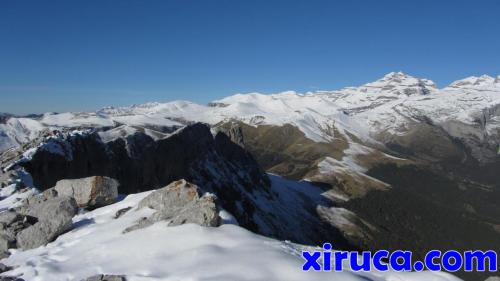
[0, 191, 78, 253]
[166, 194, 220, 227]
[138, 179, 204, 211]
[53, 176, 119, 209]
[125, 180, 220, 232]
[0, 210, 32, 258]
[15, 193, 78, 250]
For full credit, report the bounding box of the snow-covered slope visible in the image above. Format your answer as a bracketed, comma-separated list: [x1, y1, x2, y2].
[1, 188, 460, 281]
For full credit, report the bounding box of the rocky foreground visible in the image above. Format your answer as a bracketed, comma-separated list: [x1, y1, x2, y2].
[0, 176, 460, 281]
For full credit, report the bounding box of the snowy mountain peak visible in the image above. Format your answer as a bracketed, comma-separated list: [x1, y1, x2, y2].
[448, 75, 497, 88]
[361, 72, 437, 95]
[382, 71, 409, 80]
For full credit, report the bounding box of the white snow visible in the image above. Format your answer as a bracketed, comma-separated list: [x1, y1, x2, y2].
[40, 112, 115, 128]
[1, 190, 461, 281]
[0, 187, 37, 212]
[0, 184, 17, 198]
[316, 142, 389, 189]
[2, 72, 500, 161]
[0, 118, 46, 152]
[97, 125, 141, 143]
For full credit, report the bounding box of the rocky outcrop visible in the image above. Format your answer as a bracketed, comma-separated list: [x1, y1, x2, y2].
[0, 211, 28, 256]
[20, 123, 270, 234]
[52, 176, 119, 209]
[16, 192, 78, 250]
[220, 122, 245, 147]
[125, 180, 220, 232]
[0, 191, 78, 254]
[10, 123, 350, 246]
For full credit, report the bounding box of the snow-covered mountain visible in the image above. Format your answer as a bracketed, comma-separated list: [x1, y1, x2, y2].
[1, 72, 500, 281]
[3, 72, 500, 159]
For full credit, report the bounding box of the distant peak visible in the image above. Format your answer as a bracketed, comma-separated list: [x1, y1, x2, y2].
[382, 71, 409, 79]
[480, 74, 494, 79]
[448, 75, 497, 88]
[362, 71, 437, 95]
[378, 72, 433, 85]
[130, 102, 161, 109]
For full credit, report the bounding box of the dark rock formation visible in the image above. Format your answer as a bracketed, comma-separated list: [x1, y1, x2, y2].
[21, 123, 270, 234]
[0, 277, 25, 281]
[14, 122, 351, 247]
[0, 113, 13, 124]
[114, 207, 132, 219]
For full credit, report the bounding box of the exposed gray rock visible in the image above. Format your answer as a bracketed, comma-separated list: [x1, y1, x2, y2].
[0, 170, 16, 189]
[167, 194, 220, 227]
[114, 207, 132, 219]
[0, 263, 12, 273]
[42, 188, 59, 199]
[138, 179, 203, 211]
[0, 211, 22, 226]
[15, 194, 78, 250]
[0, 277, 25, 281]
[52, 176, 119, 209]
[222, 123, 245, 148]
[0, 210, 33, 258]
[125, 180, 220, 232]
[80, 274, 126, 281]
[0, 231, 16, 250]
[0, 233, 14, 258]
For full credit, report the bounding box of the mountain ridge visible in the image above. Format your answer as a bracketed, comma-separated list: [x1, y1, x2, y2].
[2, 72, 500, 280]
[2, 72, 500, 162]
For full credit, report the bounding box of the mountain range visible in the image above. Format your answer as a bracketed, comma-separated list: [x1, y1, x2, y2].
[1, 72, 499, 281]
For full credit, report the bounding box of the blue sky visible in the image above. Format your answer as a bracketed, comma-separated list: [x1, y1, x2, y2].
[1, 0, 499, 114]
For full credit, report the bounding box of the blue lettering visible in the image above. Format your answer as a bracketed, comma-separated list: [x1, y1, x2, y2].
[302, 251, 321, 271]
[389, 250, 412, 271]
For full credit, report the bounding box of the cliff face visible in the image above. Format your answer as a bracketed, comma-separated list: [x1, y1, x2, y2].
[22, 123, 267, 192]
[19, 123, 270, 231]
[12, 123, 348, 247]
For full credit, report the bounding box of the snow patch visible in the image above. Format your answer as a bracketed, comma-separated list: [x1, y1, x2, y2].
[1, 190, 461, 281]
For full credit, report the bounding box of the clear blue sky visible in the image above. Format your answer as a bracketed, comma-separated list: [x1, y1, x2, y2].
[1, 0, 499, 114]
